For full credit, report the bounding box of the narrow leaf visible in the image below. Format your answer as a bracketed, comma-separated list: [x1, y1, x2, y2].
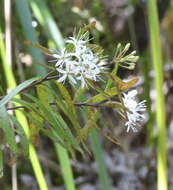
[24, 93, 79, 154]
[0, 145, 3, 178]
[36, 84, 49, 107]
[0, 77, 41, 107]
[0, 106, 19, 154]
[48, 86, 88, 152]
[78, 21, 96, 38]
[24, 41, 52, 55]
[86, 79, 109, 98]
[106, 73, 139, 91]
[86, 87, 118, 104]
[73, 87, 86, 102]
[15, 0, 47, 76]
[10, 115, 29, 156]
[77, 109, 101, 144]
[86, 76, 139, 104]
[55, 81, 77, 121]
[29, 111, 42, 146]
[29, 0, 65, 50]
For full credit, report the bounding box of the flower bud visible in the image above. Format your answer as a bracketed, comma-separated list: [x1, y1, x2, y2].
[124, 43, 130, 52]
[117, 43, 121, 49]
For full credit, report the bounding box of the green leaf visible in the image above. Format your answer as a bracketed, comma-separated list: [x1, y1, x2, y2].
[105, 73, 139, 91]
[26, 111, 66, 147]
[24, 41, 53, 54]
[54, 112, 82, 151]
[37, 84, 81, 154]
[55, 143, 76, 190]
[73, 87, 86, 102]
[15, 0, 47, 76]
[86, 76, 139, 104]
[78, 21, 96, 38]
[0, 77, 41, 107]
[10, 116, 29, 156]
[103, 101, 124, 109]
[77, 109, 101, 144]
[86, 79, 109, 97]
[12, 98, 44, 119]
[24, 93, 81, 155]
[86, 87, 118, 104]
[48, 85, 88, 152]
[29, 0, 65, 50]
[29, 111, 41, 146]
[0, 145, 3, 178]
[55, 81, 77, 121]
[89, 128, 112, 190]
[30, 84, 47, 146]
[0, 106, 19, 155]
[36, 84, 49, 107]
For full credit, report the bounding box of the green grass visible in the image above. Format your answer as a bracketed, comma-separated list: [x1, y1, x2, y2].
[147, 1, 167, 190]
[0, 26, 48, 190]
[89, 129, 112, 190]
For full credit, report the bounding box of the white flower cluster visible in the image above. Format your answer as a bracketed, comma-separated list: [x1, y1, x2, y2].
[51, 31, 146, 133]
[52, 32, 106, 88]
[122, 90, 146, 132]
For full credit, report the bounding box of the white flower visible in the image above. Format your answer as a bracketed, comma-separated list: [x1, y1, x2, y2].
[52, 31, 106, 88]
[52, 48, 71, 68]
[66, 31, 89, 48]
[122, 90, 146, 132]
[57, 64, 77, 85]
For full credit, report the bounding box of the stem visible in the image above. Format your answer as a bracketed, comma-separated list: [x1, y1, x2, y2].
[89, 128, 112, 190]
[55, 143, 76, 190]
[147, 1, 167, 190]
[7, 99, 129, 111]
[141, 52, 155, 144]
[6, 102, 105, 110]
[105, 62, 119, 90]
[12, 163, 17, 190]
[29, 145, 48, 190]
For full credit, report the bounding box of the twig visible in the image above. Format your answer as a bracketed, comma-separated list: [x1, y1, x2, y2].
[6, 101, 105, 111]
[0, 70, 58, 101]
[21, 70, 57, 92]
[7, 105, 24, 110]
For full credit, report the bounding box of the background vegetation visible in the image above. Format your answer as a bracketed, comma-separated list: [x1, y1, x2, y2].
[0, 0, 173, 190]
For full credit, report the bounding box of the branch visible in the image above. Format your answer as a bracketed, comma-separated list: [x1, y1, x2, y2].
[6, 101, 105, 111]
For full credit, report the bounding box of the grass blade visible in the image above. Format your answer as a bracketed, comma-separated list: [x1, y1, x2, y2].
[55, 143, 76, 190]
[0, 24, 48, 190]
[0, 145, 3, 178]
[0, 106, 19, 155]
[15, 0, 47, 76]
[147, 1, 167, 190]
[29, 0, 65, 50]
[10, 115, 29, 156]
[0, 77, 40, 107]
[89, 129, 112, 190]
[80, 107, 112, 190]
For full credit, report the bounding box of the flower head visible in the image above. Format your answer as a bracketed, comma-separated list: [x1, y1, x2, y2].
[122, 90, 146, 132]
[51, 31, 106, 88]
